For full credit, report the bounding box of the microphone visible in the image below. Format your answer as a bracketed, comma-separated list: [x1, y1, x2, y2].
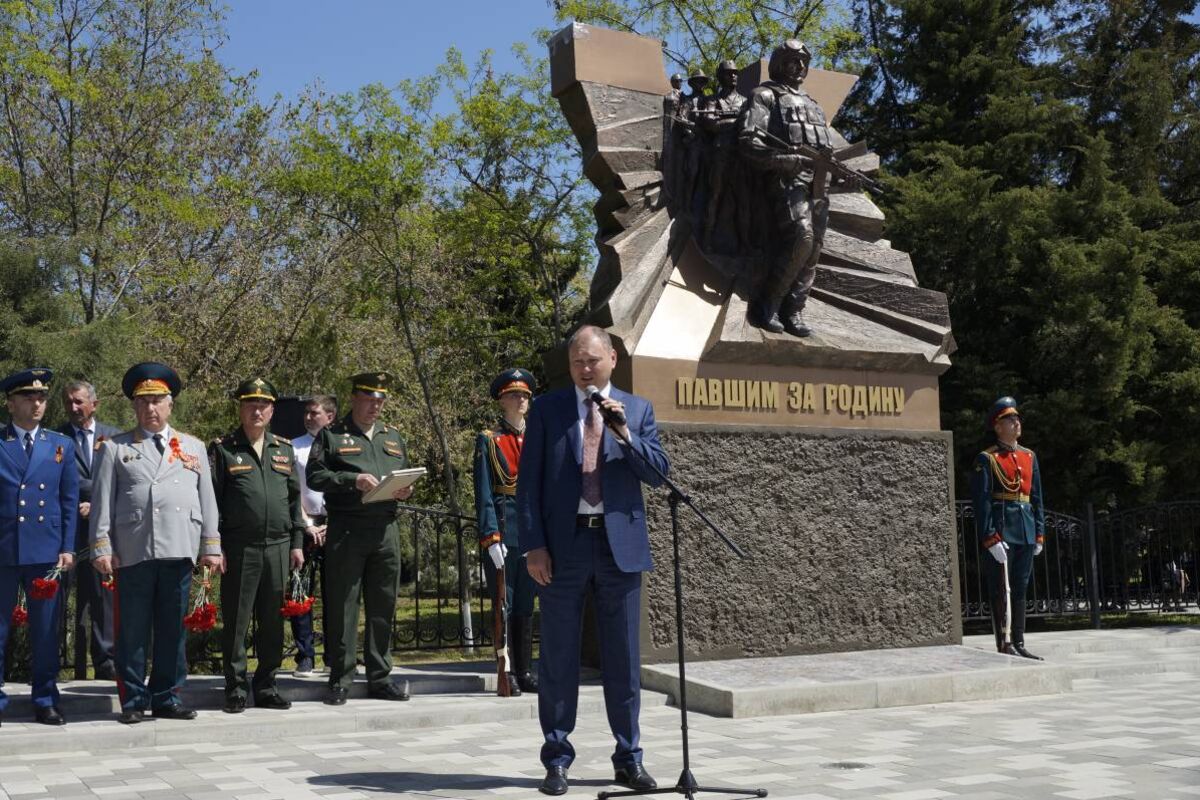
[586, 385, 626, 427]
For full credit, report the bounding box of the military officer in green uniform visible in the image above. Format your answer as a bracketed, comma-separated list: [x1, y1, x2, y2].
[306, 372, 414, 705]
[209, 378, 306, 713]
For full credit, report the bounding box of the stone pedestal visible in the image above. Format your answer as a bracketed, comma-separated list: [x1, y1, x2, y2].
[640, 424, 961, 663]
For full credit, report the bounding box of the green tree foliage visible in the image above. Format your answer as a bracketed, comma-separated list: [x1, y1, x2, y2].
[840, 0, 1200, 510]
[552, 0, 858, 74]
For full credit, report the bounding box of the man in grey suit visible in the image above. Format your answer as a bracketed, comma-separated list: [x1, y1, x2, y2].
[90, 363, 221, 724]
[57, 379, 121, 680]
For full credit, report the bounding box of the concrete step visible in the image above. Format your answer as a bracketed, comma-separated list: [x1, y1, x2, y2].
[641, 644, 1072, 718]
[0, 684, 667, 756]
[964, 627, 1200, 680]
[0, 662, 503, 717]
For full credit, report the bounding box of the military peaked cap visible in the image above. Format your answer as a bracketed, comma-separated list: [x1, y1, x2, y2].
[0, 367, 53, 396]
[235, 377, 278, 402]
[122, 362, 182, 399]
[489, 368, 535, 400]
[987, 396, 1021, 428]
[350, 371, 393, 398]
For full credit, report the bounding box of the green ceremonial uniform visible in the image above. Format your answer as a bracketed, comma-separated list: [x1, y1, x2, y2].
[209, 426, 305, 702]
[305, 413, 409, 691]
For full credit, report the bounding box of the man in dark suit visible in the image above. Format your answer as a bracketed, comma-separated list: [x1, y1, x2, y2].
[0, 368, 78, 726]
[57, 379, 121, 680]
[518, 325, 669, 796]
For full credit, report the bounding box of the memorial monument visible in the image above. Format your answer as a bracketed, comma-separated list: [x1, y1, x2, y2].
[547, 23, 959, 662]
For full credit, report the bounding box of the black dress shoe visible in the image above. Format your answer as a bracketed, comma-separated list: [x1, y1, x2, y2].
[255, 692, 292, 710]
[223, 695, 247, 714]
[503, 674, 522, 697]
[614, 763, 657, 790]
[117, 709, 145, 725]
[94, 663, 117, 682]
[1014, 643, 1044, 661]
[517, 671, 539, 693]
[540, 765, 568, 796]
[35, 706, 65, 726]
[998, 643, 1019, 656]
[326, 686, 349, 706]
[151, 704, 197, 720]
[367, 681, 410, 701]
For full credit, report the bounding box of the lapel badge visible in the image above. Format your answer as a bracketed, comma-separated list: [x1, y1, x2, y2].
[236, 454, 243, 464]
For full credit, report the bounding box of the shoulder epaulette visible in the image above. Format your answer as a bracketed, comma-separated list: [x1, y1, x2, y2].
[273, 434, 291, 444]
[44, 429, 70, 441]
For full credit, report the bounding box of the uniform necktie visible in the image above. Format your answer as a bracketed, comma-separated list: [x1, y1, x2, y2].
[78, 428, 91, 469]
[153, 433, 165, 456]
[581, 399, 603, 506]
[23, 431, 32, 458]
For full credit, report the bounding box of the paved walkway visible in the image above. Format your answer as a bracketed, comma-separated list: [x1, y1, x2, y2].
[0, 671, 1196, 800]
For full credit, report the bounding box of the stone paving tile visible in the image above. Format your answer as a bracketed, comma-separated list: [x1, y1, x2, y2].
[0, 673, 1197, 799]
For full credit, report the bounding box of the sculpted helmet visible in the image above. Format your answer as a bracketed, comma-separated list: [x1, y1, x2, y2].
[716, 60, 738, 75]
[767, 39, 813, 82]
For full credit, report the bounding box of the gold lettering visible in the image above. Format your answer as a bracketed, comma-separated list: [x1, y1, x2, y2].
[824, 384, 837, 413]
[787, 382, 802, 411]
[725, 379, 745, 408]
[868, 386, 882, 413]
[802, 383, 816, 412]
[894, 387, 906, 413]
[762, 382, 779, 410]
[851, 386, 868, 417]
[837, 384, 852, 413]
[881, 388, 895, 414]
[694, 377, 708, 407]
[708, 378, 722, 407]
[676, 378, 693, 407]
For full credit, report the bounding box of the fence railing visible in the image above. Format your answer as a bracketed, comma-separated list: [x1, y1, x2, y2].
[957, 500, 1200, 626]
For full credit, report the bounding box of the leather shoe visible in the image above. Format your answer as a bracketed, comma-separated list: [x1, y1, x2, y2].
[255, 692, 292, 710]
[94, 663, 117, 682]
[517, 671, 539, 693]
[998, 643, 1019, 656]
[540, 765, 568, 796]
[223, 695, 246, 714]
[503, 674, 522, 697]
[35, 705, 65, 726]
[614, 763, 657, 790]
[782, 313, 812, 338]
[368, 681, 410, 701]
[1014, 643, 1043, 661]
[151, 704, 197, 720]
[117, 709, 145, 725]
[325, 686, 349, 706]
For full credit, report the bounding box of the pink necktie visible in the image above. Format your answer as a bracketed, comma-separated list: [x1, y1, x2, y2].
[581, 400, 603, 506]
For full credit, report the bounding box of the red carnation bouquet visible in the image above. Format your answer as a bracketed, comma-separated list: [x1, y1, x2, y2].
[183, 567, 218, 632]
[280, 568, 314, 618]
[10, 587, 28, 627]
[28, 565, 65, 600]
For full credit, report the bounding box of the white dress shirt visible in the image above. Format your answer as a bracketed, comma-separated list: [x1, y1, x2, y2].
[575, 383, 627, 514]
[292, 431, 326, 520]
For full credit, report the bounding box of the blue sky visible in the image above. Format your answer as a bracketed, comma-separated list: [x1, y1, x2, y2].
[217, 0, 561, 100]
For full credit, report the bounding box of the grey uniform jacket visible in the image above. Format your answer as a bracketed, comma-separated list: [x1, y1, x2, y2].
[90, 428, 221, 568]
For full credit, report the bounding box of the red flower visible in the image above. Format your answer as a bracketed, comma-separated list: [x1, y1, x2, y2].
[100, 574, 116, 592]
[183, 602, 218, 632]
[280, 597, 315, 618]
[29, 577, 59, 600]
[10, 605, 28, 627]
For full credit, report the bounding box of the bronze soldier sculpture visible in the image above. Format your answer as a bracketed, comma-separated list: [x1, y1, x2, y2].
[738, 40, 832, 339]
[697, 60, 746, 250]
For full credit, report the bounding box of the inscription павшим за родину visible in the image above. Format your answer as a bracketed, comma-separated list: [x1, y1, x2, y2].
[675, 377, 906, 418]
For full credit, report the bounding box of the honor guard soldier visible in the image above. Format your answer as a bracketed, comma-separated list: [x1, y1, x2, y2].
[90, 363, 222, 724]
[306, 372, 414, 705]
[970, 396, 1046, 660]
[209, 378, 306, 713]
[474, 368, 538, 696]
[0, 368, 78, 726]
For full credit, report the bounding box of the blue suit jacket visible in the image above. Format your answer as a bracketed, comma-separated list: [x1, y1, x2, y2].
[517, 386, 669, 573]
[0, 424, 79, 565]
[56, 421, 121, 550]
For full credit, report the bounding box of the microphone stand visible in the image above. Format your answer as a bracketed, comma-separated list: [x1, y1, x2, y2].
[596, 405, 766, 800]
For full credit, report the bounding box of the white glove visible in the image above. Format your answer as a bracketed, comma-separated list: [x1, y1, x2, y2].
[1035, 543, 1044, 556]
[487, 542, 507, 569]
[987, 541, 1009, 564]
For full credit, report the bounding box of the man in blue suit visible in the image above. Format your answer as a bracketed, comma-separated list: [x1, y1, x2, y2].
[0, 368, 78, 726]
[57, 379, 121, 680]
[518, 325, 669, 796]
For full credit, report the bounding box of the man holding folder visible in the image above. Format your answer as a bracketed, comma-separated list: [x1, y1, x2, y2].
[305, 372, 416, 705]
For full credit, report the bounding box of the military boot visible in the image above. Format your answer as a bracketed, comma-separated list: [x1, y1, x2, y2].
[780, 298, 812, 338]
[747, 298, 784, 333]
[512, 615, 539, 693]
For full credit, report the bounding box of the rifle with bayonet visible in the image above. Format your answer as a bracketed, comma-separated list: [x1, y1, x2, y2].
[494, 563, 512, 697]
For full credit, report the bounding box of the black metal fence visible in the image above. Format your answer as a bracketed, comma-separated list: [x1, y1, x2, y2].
[957, 500, 1200, 625]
